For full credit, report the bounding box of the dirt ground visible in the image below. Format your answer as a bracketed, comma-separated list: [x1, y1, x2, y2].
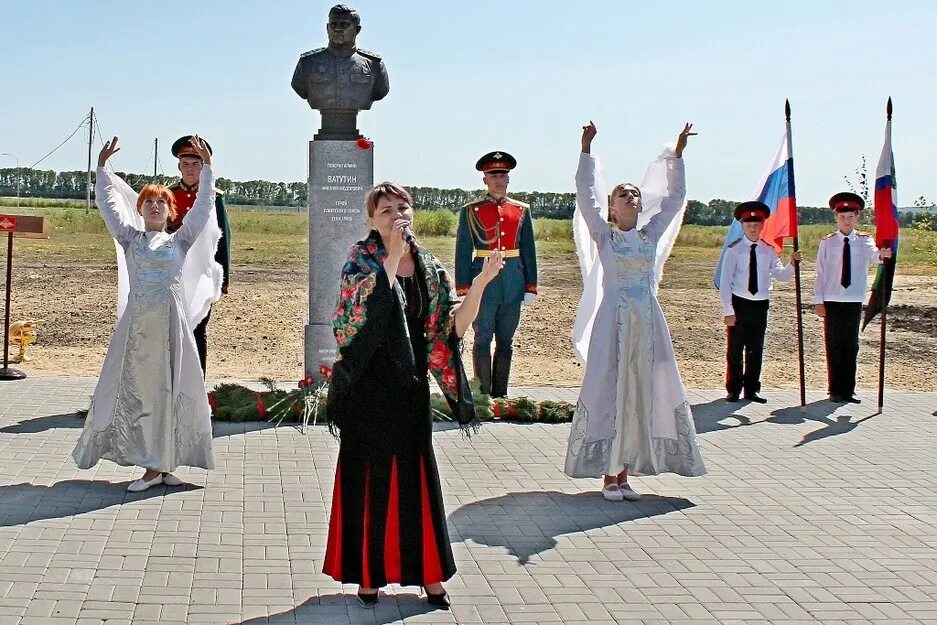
[5, 253, 937, 393]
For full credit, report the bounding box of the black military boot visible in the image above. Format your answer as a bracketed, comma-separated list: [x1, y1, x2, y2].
[473, 354, 492, 396]
[491, 352, 512, 398]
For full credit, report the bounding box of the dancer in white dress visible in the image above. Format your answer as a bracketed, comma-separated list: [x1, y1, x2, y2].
[565, 122, 707, 501]
[73, 136, 221, 492]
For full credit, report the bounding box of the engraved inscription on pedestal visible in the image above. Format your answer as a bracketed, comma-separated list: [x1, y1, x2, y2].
[304, 140, 373, 377]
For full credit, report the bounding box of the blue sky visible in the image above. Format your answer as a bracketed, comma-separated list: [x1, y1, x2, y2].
[2, 1, 934, 206]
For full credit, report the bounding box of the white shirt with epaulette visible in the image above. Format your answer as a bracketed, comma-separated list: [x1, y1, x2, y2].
[718, 237, 795, 315]
[812, 229, 881, 304]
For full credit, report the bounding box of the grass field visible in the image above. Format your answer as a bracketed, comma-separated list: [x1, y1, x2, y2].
[4, 204, 936, 274]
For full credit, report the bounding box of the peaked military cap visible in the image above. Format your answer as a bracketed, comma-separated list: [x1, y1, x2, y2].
[734, 200, 770, 222]
[171, 135, 213, 159]
[828, 191, 865, 212]
[475, 151, 516, 173]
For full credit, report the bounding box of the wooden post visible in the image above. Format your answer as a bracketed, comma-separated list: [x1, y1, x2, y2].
[85, 107, 94, 214]
[0, 214, 48, 381]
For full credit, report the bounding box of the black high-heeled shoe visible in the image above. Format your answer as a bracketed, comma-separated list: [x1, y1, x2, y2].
[423, 587, 450, 610]
[356, 589, 379, 608]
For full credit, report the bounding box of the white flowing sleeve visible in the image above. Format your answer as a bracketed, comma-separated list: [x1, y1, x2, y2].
[94, 167, 143, 321]
[175, 165, 223, 329]
[174, 166, 216, 249]
[642, 152, 687, 245]
[574, 154, 611, 245]
[95, 167, 141, 245]
[636, 146, 687, 292]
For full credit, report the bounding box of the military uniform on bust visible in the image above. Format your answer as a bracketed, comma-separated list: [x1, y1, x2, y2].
[168, 135, 231, 376]
[455, 151, 537, 397]
[813, 192, 890, 404]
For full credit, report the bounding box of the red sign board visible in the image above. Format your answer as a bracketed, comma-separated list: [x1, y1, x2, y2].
[0, 214, 47, 238]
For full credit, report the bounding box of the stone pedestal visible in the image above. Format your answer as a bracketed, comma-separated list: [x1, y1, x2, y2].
[304, 139, 372, 378]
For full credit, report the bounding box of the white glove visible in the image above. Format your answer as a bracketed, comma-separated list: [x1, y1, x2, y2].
[522, 292, 536, 305]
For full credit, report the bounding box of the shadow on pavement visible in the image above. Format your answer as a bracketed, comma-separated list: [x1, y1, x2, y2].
[235, 590, 439, 624]
[692, 398, 765, 434]
[0, 412, 85, 434]
[768, 400, 877, 447]
[448, 490, 694, 565]
[0, 412, 277, 439]
[0, 479, 201, 527]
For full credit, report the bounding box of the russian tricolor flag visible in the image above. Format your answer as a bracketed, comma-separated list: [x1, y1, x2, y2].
[714, 128, 797, 288]
[862, 103, 898, 330]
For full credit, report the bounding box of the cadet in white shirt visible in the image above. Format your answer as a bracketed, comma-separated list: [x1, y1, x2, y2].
[813, 192, 893, 403]
[719, 201, 801, 403]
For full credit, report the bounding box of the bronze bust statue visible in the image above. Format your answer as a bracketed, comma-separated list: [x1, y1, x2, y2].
[291, 4, 390, 140]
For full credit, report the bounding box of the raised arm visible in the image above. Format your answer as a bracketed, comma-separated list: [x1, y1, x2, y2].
[644, 123, 694, 244]
[95, 137, 140, 245]
[173, 136, 216, 248]
[575, 122, 611, 245]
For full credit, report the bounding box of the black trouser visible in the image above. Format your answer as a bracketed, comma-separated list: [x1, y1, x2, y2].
[725, 295, 769, 396]
[823, 301, 862, 398]
[194, 307, 211, 377]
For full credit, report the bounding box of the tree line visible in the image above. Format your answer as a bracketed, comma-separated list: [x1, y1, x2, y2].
[1, 167, 934, 229]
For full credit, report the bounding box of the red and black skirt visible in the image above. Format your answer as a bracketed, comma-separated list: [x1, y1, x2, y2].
[322, 443, 456, 588]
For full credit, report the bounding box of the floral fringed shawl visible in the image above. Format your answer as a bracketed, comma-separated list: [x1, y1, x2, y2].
[327, 230, 476, 433]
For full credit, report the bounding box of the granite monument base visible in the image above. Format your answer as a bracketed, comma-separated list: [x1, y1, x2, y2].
[304, 139, 373, 379]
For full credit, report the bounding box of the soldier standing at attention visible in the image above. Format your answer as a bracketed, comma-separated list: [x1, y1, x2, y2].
[455, 152, 538, 398]
[719, 201, 801, 404]
[169, 135, 231, 376]
[813, 192, 892, 404]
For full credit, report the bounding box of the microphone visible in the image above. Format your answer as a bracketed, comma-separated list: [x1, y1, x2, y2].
[402, 225, 416, 245]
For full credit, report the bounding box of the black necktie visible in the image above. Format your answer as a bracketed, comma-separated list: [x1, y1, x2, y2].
[841, 238, 851, 288]
[748, 243, 759, 295]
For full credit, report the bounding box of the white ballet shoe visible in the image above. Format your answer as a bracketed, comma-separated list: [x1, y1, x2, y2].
[161, 473, 184, 487]
[618, 482, 641, 501]
[601, 483, 624, 502]
[127, 474, 163, 492]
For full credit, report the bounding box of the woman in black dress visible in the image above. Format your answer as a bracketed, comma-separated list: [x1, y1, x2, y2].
[323, 182, 502, 609]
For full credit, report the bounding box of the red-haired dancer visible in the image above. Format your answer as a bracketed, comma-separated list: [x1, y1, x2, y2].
[72, 136, 222, 492]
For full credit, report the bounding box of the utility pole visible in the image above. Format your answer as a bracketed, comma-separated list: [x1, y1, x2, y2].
[85, 107, 94, 214]
[154, 138, 158, 177]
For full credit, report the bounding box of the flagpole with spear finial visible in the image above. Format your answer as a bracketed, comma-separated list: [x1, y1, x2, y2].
[877, 96, 893, 411]
[786, 99, 807, 408]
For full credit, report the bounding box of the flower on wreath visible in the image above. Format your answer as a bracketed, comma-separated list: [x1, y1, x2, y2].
[356, 137, 373, 150]
[318, 365, 332, 381]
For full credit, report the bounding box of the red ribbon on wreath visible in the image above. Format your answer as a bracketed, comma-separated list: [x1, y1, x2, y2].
[207, 392, 217, 413]
[492, 399, 517, 419]
[254, 391, 268, 420]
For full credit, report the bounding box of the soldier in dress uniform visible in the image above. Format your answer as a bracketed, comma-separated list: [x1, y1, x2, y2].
[719, 201, 801, 403]
[455, 151, 537, 397]
[169, 135, 231, 376]
[813, 192, 892, 403]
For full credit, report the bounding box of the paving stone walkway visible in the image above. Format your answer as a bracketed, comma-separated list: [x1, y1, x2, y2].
[1, 376, 936, 624]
